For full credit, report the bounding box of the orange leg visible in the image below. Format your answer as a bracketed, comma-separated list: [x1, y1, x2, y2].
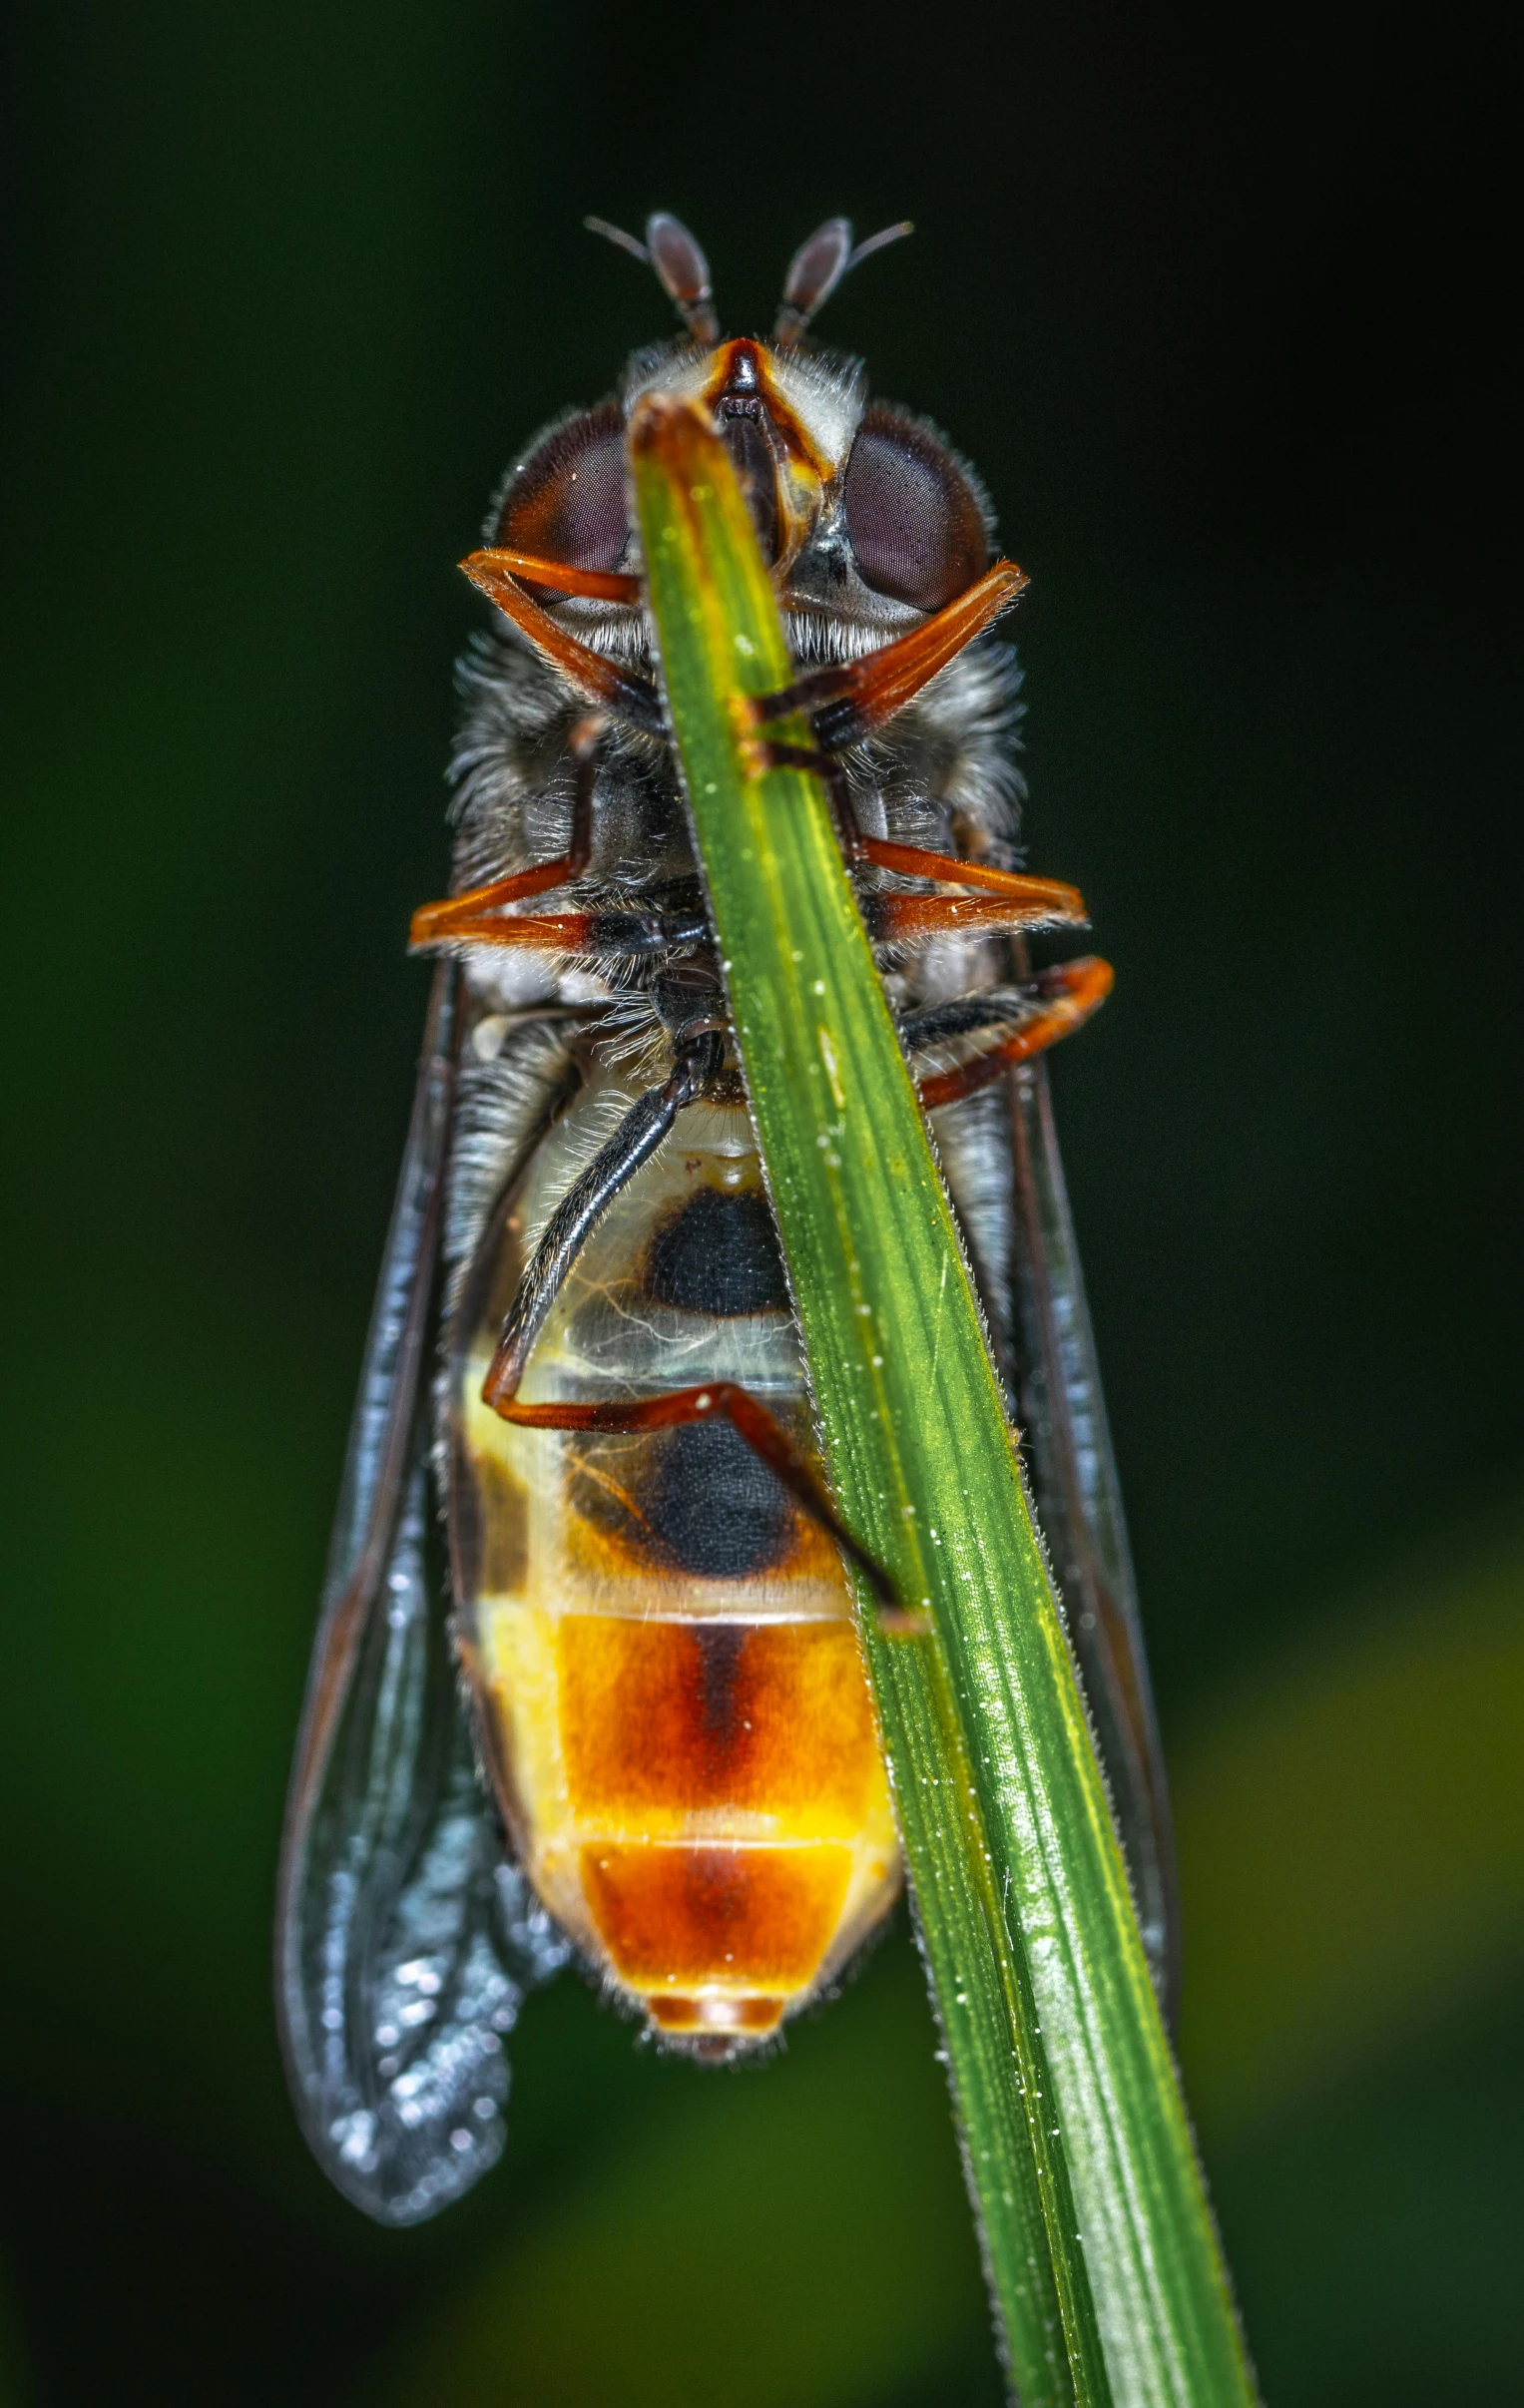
[755, 560, 1028, 747]
[866, 888, 1088, 947]
[459, 549, 661, 731]
[858, 838, 1080, 918]
[410, 714, 607, 945]
[468, 546, 641, 605]
[408, 898, 708, 962]
[411, 873, 581, 946]
[914, 959, 1114, 1111]
[758, 737, 1087, 929]
[411, 907, 598, 955]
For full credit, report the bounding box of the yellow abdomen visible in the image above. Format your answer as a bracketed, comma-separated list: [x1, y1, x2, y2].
[448, 1084, 900, 2051]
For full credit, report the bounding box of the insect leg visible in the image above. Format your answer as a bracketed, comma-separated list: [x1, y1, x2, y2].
[752, 560, 1028, 747]
[866, 887, 1089, 947]
[410, 715, 608, 942]
[459, 549, 663, 732]
[858, 841, 1085, 917]
[756, 718, 1088, 934]
[903, 959, 1115, 1110]
[482, 1027, 726, 1405]
[561, 713, 604, 879]
[465, 547, 640, 604]
[755, 748, 1085, 923]
[410, 899, 708, 960]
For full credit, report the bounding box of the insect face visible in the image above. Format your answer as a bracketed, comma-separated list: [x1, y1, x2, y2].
[495, 307, 993, 637]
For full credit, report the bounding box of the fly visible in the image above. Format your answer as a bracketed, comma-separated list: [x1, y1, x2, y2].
[275, 214, 1177, 2225]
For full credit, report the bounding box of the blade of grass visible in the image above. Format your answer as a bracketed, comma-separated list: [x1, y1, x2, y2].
[631, 391, 1255, 2408]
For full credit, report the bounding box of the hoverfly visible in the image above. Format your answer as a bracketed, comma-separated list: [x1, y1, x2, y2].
[276, 214, 1176, 2224]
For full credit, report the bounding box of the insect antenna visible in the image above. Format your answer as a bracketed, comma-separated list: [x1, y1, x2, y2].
[584, 212, 719, 344]
[773, 217, 914, 346]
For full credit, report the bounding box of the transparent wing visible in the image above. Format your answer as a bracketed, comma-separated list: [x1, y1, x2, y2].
[274, 963, 569, 2225]
[1007, 1059, 1180, 2019]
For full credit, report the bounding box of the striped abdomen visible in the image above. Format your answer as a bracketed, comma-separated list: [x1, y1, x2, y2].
[448, 1079, 899, 2053]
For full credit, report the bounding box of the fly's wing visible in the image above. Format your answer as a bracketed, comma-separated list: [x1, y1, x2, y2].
[1007, 1059, 1181, 2020]
[274, 963, 570, 2225]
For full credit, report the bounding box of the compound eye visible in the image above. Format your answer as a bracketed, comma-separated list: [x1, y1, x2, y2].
[494, 401, 629, 572]
[843, 406, 988, 610]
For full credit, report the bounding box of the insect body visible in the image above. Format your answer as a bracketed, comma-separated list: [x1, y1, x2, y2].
[452, 1069, 899, 2053]
[277, 215, 1175, 2224]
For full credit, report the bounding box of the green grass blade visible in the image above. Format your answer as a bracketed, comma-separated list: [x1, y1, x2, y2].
[630, 392, 1255, 2407]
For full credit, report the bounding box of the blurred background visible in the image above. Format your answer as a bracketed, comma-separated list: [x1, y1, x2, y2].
[2, 1, 1520, 2400]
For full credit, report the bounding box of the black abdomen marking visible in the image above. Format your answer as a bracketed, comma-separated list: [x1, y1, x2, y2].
[643, 1187, 789, 1317]
[695, 1621, 747, 1746]
[641, 1418, 794, 1578]
[570, 1414, 797, 1580]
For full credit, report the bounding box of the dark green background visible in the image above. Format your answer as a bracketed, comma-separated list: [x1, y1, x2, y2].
[2, 3, 1520, 2402]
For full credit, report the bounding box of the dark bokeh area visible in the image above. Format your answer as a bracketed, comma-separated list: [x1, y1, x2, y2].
[2, 2, 1520, 2402]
